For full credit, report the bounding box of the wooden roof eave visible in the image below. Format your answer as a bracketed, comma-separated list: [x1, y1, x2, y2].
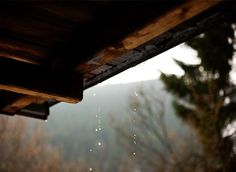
[0, 0, 233, 119]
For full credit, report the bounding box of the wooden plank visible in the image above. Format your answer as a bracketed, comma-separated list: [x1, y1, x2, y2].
[0, 58, 83, 103]
[77, 0, 221, 78]
[122, 0, 221, 50]
[0, 15, 71, 48]
[18, 103, 49, 120]
[84, 1, 234, 89]
[2, 95, 46, 114]
[0, 37, 48, 64]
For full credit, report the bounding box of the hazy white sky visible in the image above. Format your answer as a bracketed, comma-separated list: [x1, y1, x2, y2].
[99, 43, 199, 86]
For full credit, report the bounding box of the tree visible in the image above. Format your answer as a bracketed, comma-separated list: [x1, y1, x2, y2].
[115, 84, 206, 172]
[161, 23, 236, 171]
[0, 116, 89, 172]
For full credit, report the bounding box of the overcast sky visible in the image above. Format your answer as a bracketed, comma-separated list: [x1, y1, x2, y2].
[99, 43, 199, 86]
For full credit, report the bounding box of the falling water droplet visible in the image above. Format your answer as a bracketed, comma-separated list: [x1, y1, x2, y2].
[89, 149, 93, 152]
[89, 167, 93, 171]
[134, 91, 138, 97]
[98, 142, 102, 146]
[131, 101, 137, 157]
[45, 120, 48, 122]
[219, 89, 224, 96]
[224, 97, 231, 105]
[98, 127, 102, 131]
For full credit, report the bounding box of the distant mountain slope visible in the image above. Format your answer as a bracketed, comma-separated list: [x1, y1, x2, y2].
[46, 80, 163, 159]
[40, 79, 192, 171]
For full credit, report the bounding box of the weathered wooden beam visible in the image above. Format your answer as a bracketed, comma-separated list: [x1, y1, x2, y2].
[0, 90, 49, 118]
[77, 0, 221, 78]
[18, 103, 49, 120]
[122, 0, 221, 50]
[2, 95, 46, 114]
[0, 37, 48, 64]
[0, 14, 71, 48]
[0, 58, 83, 103]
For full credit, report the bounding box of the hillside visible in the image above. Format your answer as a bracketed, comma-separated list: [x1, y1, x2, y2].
[30, 79, 192, 171]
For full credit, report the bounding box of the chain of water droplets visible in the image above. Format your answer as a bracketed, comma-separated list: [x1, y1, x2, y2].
[89, 92, 103, 171]
[132, 91, 139, 157]
[96, 105, 102, 146]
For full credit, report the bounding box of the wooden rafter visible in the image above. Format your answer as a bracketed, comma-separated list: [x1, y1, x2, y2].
[77, 0, 221, 77]
[2, 95, 46, 114]
[0, 0, 229, 119]
[0, 58, 83, 104]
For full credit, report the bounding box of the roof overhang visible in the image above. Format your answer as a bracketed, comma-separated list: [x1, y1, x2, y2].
[0, 0, 234, 119]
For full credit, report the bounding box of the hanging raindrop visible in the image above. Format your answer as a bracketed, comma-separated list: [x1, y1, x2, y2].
[89, 167, 93, 171]
[132, 91, 138, 158]
[97, 112, 102, 131]
[131, 105, 137, 157]
[219, 89, 224, 96]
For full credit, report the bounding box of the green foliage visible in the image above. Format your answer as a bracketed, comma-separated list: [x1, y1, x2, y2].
[160, 74, 189, 98]
[187, 23, 234, 77]
[161, 23, 236, 171]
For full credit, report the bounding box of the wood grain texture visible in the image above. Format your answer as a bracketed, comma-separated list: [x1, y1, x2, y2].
[77, 0, 221, 80]
[0, 0, 224, 117]
[2, 95, 46, 114]
[122, 0, 220, 50]
[0, 59, 83, 103]
[0, 84, 81, 104]
[0, 37, 48, 64]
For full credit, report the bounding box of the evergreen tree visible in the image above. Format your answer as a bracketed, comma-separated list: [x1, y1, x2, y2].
[161, 23, 236, 171]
